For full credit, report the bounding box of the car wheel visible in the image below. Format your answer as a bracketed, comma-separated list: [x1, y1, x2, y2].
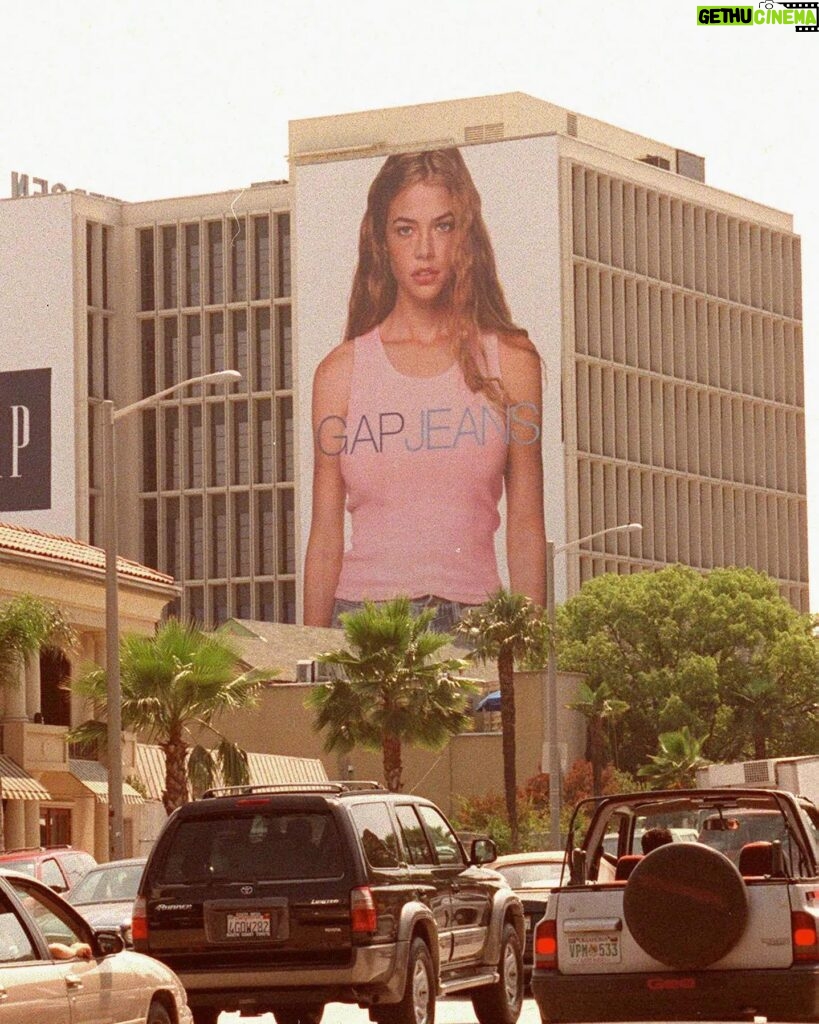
[274, 1007, 325, 1024]
[147, 1002, 173, 1024]
[623, 842, 749, 968]
[191, 1008, 220, 1024]
[381, 936, 435, 1024]
[471, 922, 523, 1024]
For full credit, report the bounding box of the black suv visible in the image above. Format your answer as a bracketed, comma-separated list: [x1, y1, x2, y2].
[133, 781, 524, 1024]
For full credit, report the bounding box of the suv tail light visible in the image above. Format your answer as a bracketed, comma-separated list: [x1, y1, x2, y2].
[534, 918, 558, 970]
[350, 886, 377, 934]
[131, 896, 148, 943]
[792, 911, 819, 962]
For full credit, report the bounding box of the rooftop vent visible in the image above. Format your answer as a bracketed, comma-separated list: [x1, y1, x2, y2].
[464, 122, 505, 144]
[566, 112, 578, 137]
[296, 659, 318, 683]
[639, 155, 671, 170]
[743, 760, 775, 786]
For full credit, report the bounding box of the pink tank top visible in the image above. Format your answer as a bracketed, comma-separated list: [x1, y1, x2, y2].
[335, 327, 508, 604]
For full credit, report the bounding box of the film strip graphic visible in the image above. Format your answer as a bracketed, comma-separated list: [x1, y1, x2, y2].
[777, 2, 819, 31]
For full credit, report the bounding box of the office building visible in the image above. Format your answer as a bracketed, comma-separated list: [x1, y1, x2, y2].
[1, 92, 807, 618]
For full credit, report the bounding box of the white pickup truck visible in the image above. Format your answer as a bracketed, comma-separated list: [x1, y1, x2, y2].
[531, 787, 819, 1022]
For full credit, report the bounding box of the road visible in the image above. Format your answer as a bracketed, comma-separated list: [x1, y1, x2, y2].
[221, 995, 542, 1023]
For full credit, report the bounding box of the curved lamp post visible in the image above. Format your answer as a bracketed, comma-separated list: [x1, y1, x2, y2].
[102, 369, 241, 859]
[546, 522, 643, 849]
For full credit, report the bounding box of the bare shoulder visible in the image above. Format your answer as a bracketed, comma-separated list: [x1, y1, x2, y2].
[314, 341, 354, 390]
[497, 331, 543, 397]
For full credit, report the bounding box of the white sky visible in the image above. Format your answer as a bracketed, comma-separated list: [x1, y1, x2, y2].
[2, 0, 817, 606]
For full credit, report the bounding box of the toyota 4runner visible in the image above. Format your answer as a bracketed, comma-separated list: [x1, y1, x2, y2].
[532, 786, 819, 1022]
[133, 781, 524, 1024]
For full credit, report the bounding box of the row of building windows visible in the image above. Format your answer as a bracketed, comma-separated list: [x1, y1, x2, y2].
[574, 359, 804, 494]
[571, 165, 801, 319]
[164, 579, 297, 629]
[139, 213, 291, 311]
[142, 487, 295, 579]
[576, 457, 808, 597]
[573, 264, 802, 407]
[139, 306, 292, 398]
[138, 396, 293, 492]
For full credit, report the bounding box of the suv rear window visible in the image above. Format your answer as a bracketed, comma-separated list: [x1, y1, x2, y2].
[155, 811, 345, 882]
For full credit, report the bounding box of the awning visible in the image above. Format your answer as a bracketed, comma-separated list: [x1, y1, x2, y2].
[0, 754, 51, 801]
[475, 690, 501, 712]
[68, 759, 144, 806]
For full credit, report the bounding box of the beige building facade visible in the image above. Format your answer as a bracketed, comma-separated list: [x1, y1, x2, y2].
[1, 91, 807, 618]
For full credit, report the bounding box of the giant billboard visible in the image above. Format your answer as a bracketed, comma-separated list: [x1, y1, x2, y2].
[294, 136, 563, 628]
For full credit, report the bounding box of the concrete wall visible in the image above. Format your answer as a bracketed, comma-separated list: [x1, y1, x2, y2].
[213, 669, 586, 817]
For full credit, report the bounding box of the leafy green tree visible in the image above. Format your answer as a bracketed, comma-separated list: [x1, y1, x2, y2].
[0, 596, 76, 850]
[637, 726, 709, 789]
[557, 565, 819, 774]
[566, 682, 629, 795]
[71, 619, 264, 813]
[307, 597, 474, 792]
[459, 590, 545, 850]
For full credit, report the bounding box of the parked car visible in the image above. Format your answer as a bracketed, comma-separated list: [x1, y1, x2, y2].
[488, 850, 566, 983]
[66, 856, 147, 945]
[134, 780, 525, 1024]
[0, 867, 192, 1024]
[0, 845, 96, 893]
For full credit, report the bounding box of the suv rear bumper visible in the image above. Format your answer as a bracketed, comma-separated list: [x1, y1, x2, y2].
[177, 941, 405, 1010]
[532, 965, 819, 1022]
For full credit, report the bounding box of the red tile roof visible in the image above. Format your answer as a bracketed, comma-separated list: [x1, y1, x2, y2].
[0, 522, 175, 588]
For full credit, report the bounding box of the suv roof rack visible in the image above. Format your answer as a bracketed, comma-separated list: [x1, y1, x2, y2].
[200, 780, 385, 799]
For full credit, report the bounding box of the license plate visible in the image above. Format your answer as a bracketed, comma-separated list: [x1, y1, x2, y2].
[226, 911, 272, 939]
[566, 934, 621, 964]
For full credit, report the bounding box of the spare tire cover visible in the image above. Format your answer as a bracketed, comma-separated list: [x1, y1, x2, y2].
[623, 842, 749, 969]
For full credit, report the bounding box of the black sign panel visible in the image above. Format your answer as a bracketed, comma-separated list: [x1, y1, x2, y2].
[0, 368, 52, 511]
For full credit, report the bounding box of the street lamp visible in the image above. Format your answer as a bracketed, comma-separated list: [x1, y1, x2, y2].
[545, 522, 643, 849]
[102, 369, 241, 860]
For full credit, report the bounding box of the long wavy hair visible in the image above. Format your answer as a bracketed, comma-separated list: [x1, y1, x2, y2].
[344, 148, 530, 404]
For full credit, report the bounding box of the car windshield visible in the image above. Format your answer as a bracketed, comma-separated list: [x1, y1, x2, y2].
[67, 863, 144, 905]
[154, 811, 345, 883]
[495, 862, 564, 889]
[0, 860, 36, 877]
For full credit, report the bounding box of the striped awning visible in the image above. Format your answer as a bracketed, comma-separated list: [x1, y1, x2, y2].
[0, 754, 51, 801]
[68, 759, 144, 806]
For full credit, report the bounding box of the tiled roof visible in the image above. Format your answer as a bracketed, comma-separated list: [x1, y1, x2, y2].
[0, 522, 175, 589]
[221, 618, 493, 683]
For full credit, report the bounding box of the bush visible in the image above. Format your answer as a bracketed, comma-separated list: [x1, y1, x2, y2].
[452, 773, 555, 854]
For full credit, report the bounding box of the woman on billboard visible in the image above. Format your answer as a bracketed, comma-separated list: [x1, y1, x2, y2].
[303, 147, 545, 629]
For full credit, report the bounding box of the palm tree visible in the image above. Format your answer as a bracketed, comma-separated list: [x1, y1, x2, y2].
[307, 597, 475, 792]
[0, 595, 76, 850]
[458, 589, 545, 850]
[637, 726, 709, 789]
[70, 619, 264, 813]
[567, 681, 629, 796]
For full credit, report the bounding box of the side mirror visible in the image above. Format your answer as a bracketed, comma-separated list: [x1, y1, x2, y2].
[94, 929, 125, 956]
[470, 837, 497, 865]
[569, 847, 587, 885]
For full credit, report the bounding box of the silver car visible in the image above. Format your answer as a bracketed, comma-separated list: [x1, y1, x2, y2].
[66, 856, 147, 945]
[0, 868, 192, 1024]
